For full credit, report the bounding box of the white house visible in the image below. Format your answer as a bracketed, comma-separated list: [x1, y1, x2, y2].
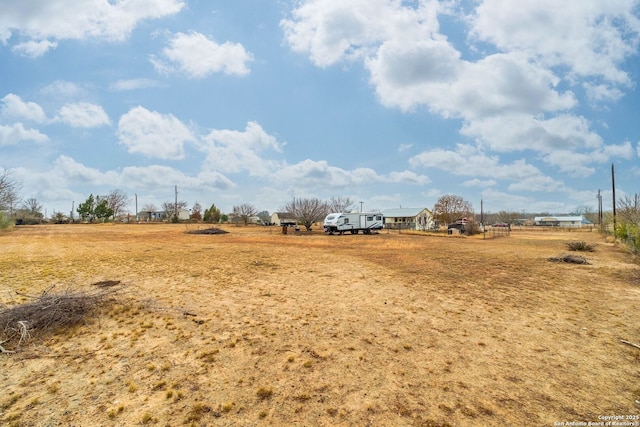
[381, 208, 435, 230]
[534, 215, 591, 228]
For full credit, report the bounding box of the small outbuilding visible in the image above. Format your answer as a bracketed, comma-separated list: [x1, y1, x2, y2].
[270, 212, 297, 226]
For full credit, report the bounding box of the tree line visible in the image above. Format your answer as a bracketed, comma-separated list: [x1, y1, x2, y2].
[1, 167, 639, 250]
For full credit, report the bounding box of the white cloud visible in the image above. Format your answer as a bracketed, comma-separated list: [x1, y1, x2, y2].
[40, 80, 89, 100]
[460, 113, 603, 153]
[53, 155, 118, 184]
[0, 0, 185, 56]
[469, 0, 640, 84]
[151, 32, 253, 78]
[409, 144, 551, 184]
[1, 94, 48, 123]
[281, 0, 443, 67]
[11, 40, 58, 58]
[0, 123, 48, 146]
[270, 159, 429, 189]
[109, 78, 162, 91]
[201, 121, 282, 176]
[56, 102, 111, 128]
[117, 106, 195, 160]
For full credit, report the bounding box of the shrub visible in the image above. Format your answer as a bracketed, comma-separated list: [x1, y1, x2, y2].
[565, 241, 596, 252]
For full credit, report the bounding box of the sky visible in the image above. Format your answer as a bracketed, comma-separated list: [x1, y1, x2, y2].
[1, 0, 639, 218]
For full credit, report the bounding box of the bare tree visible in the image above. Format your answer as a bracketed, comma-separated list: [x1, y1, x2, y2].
[106, 189, 128, 219]
[0, 168, 21, 214]
[617, 194, 640, 223]
[21, 198, 43, 218]
[233, 203, 258, 226]
[162, 200, 188, 221]
[191, 202, 202, 221]
[327, 196, 355, 213]
[433, 194, 473, 226]
[283, 197, 328, 231]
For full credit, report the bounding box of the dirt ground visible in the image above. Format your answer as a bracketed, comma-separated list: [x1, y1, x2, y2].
[1, 223, 639, 426]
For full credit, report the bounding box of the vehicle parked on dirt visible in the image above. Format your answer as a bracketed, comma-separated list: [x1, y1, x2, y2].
[323, 212, 384, 235]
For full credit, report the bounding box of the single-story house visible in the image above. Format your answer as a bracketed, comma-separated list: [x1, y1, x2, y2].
[138, 208, 190, 222]
[381, 208, 435, 230]
[533, 215, 590, 228]
[270, 212, 297, 226]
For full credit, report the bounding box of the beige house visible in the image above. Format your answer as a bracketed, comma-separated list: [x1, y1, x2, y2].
[270, 212, 297, 226]
[381, 208, 435, 231]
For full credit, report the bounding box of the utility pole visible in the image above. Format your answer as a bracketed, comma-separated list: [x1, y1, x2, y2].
[135, 193, 138, 223]
[359, 201, 363, 212]
[597, 190, 602, 233]
[174, 185, 178, 221]
[70, 201, 74, 222]
[611, 163, 616, 238]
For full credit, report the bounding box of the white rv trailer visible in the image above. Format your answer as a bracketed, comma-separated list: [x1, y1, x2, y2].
[323, 212, 384, 235]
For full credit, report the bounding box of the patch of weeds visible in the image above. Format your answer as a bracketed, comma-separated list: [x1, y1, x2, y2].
[152, 380, 166, 391]
[293, 393, 311, 402]
[326, 408, 338, 417]
[565, 241, 596, 252]
[184, 403, 212, 423]
[198, 349, 218, 363]
[256, 387, 273, 400]
[221, 402, 235, 412]
[302, 360, 313, 368]
[1, 393, 20, 411]
[127, 382, 138, 393]
[107, 405, 124, 419]
[140, 412, 155, 424]
[258, 410, 268, 419]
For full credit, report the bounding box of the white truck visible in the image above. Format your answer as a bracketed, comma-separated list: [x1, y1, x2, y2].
[323, 212, 384, 235]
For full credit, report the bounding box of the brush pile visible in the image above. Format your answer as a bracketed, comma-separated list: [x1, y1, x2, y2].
[548, 254, 590, 264]
[0, 281, 125, 353]
[186, 227, 229, 235]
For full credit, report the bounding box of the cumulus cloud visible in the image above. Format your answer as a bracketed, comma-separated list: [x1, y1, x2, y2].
[460, 113, 603, 153]
[151, 32, 253, 78]
[1, 94, 48, 123]
[56, 102, 111, 128]
[0, 123, 48, 146]
[409, 144, 548, 184]
[283, 0, 639, 185]
[469, 0, 640, 84]
[201, 121, 282, 176]
[53, 155, 118, 183]
[270, 159, 429, 189]
[117, 106, 195, 160]
[0, 0, 185, 56]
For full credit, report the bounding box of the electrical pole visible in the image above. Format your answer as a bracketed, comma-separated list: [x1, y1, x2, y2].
[174, 185, 178, 221]
[611, 163, 616, 238]
[360, 201, 363, 213]
[135, 194, 138, 223]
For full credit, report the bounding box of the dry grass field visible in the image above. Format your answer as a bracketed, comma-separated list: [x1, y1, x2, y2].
[1, 223, 639, 426]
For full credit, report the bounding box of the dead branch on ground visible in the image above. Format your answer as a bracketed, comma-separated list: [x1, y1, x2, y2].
[0, 281, 125, 353]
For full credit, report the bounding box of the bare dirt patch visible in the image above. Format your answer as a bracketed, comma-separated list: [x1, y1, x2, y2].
[1, 224, 638, 426]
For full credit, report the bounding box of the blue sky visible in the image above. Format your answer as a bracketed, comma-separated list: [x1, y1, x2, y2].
[1, 0, 639, 218]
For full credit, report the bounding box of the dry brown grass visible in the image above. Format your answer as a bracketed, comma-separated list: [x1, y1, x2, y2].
[0, 223, 639, 426]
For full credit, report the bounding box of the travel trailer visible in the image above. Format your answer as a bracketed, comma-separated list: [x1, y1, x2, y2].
[323, 212, 384, 235]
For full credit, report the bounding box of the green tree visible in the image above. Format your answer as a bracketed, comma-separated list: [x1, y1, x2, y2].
[257, 210, 270, 224]
[203, 203, 221, 223]
[77, 194, 96, 222]
[94, 197, 114, 221]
